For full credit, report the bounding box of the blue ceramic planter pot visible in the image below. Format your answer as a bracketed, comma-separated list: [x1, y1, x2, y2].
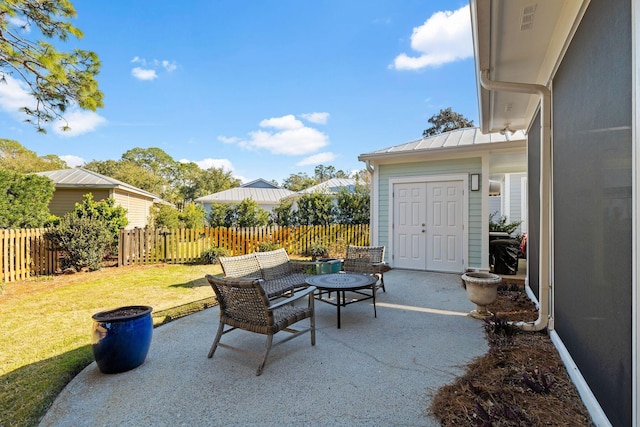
[91, 305, 153, 374]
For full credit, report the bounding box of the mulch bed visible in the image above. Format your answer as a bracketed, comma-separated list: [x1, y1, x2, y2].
[429, 284, 595, 426]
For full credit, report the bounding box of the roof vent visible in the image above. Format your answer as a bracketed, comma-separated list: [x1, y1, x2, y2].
[521, 4, 537, 31]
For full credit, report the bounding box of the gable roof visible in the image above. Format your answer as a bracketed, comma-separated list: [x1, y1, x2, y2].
[241, 178, 280, 189]
[35, 168, 161, 201]
[300, 178, 356, 194]
[194, 186, 295, 204]
[358, 127, 526, 162]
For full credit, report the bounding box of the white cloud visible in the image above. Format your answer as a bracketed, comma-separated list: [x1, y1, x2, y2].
[392, 5, 472, 70]
[8, 16, 29, 31]
[131, 67, 158, 81]
[0, 74, 36, 117]
[131, 57, 177, 80]
[301, 112, 329, 124]
[0, 75, 106, 136]
[52, 110, 107, 137]
[220, 114, 330, 156]
[181, 157, 235, 172]
[296, 152, 337, 166]
[162, 60, 177, 72]
[218, 136, 240, 144]
[60, 155, 85, 167]
[260, 114, 304, 130]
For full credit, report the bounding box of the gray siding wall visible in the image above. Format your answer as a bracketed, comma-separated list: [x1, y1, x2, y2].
[552, 0, 632, 424]
[376, 158, 483, 268]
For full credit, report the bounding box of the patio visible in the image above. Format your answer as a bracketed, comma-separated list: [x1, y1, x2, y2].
[40, 270, 489, 427]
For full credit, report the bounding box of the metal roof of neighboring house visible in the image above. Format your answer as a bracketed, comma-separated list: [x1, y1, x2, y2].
[194, 187, 296, 204]
[35, 168, 162, 201]
[358, 127, 526, 161]
[300, 178, 356, 194]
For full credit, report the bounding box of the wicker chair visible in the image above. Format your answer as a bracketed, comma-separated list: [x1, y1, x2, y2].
[219, 249, 312, 299]
[205, 274, 316, 376]
[342, 245, 387, 292]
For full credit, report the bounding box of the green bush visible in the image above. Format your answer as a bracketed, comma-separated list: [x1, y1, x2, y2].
[489, 212, 523, 236]
[45, 215, 113, 271]
[201, 246, 228, 265]
[256, 241, 280, 252]
[304, 242, 329, 260]
[72, 194, 128, 244]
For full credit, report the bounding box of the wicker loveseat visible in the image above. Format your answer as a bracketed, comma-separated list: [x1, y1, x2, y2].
[219, 248, 312, 299]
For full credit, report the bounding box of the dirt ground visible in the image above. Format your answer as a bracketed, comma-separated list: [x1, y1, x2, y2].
[430, 285, 595, 426]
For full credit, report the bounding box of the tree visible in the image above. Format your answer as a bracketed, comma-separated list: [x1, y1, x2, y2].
[180, 165, 240, 202]
[84, 159, 167, 196]
[0, 139, 67, 172]
[0, 169, 54, 227]
[271, 199, 296, 226]
[336, 183, 370, 224]
[207, 202, 232, 228]
[0, 0, 103, 132]
[313, 164, 350, 182]
[178, 203, 207, 229]
[149, 204, 182, 229]
[296, 192, 335, 225]
[282, 172, 316, 192]
[422, 107, 474, 137]
[234, 199, 269, 227]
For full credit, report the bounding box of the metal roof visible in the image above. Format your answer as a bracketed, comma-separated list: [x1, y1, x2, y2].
[35, 168, 161, 200]
[300, 178, 356, 194]
[194, 187, 296, 204]
[358, 127, 526, 161]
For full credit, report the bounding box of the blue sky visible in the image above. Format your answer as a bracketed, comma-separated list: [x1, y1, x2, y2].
[1, 0, 478, 184]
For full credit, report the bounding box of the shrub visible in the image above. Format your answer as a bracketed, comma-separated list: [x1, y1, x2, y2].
[72, 194, 128, 244]
[45, 215, 113, 272]
[489, 212, 522, 236]
[201, 246, 228, 265]
[256, 241, 280, 252]
[304, 242, 329, 260]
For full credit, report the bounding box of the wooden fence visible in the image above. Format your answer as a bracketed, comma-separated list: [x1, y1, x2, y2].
[1, 225, 370, 281]
[1, 228, 59, 283]
[119, 224, 370, 266]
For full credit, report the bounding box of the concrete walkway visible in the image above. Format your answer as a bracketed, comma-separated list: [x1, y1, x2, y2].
[39, 270, 488, 427]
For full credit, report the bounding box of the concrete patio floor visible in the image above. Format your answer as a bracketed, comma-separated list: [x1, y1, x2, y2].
[39, 270, 489, 427]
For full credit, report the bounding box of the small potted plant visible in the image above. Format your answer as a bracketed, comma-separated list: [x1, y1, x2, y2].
[91, 305, 153, 374]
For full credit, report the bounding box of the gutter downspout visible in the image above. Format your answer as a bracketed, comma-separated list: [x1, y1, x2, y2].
[365, 160, 374, 174]
[480, 69, 551, 332]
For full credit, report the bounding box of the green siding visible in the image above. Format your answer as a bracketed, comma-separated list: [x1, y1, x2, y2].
[376, 158, 483, 268]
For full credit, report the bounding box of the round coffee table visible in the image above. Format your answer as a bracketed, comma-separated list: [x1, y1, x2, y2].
[305, 273, 378, 328]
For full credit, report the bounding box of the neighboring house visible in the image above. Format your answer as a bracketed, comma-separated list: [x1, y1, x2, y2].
[487, 172, 528, 236]
[194, 178, 295, 213]
[358, 127, 526, 273]
[470, 0, 635, 425]
[35, 168, 163, 229]
[298, 178, 356, 195]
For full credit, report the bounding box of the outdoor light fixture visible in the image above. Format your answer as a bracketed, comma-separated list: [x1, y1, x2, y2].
[471, 174, 480, 191]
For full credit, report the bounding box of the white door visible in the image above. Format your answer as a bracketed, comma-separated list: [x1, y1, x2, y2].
[392, 180, 464, 272]
[393, 183, 426, 269]
[426, 181, 464, 272]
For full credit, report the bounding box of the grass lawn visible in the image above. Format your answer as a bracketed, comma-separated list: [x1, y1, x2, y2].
[0, 263, 222, 427]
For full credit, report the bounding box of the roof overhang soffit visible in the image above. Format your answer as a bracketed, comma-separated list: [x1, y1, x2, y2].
[471, 0, 590, 133]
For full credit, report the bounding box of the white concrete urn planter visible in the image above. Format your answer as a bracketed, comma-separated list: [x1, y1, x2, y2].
[461, 271, 502, 319]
